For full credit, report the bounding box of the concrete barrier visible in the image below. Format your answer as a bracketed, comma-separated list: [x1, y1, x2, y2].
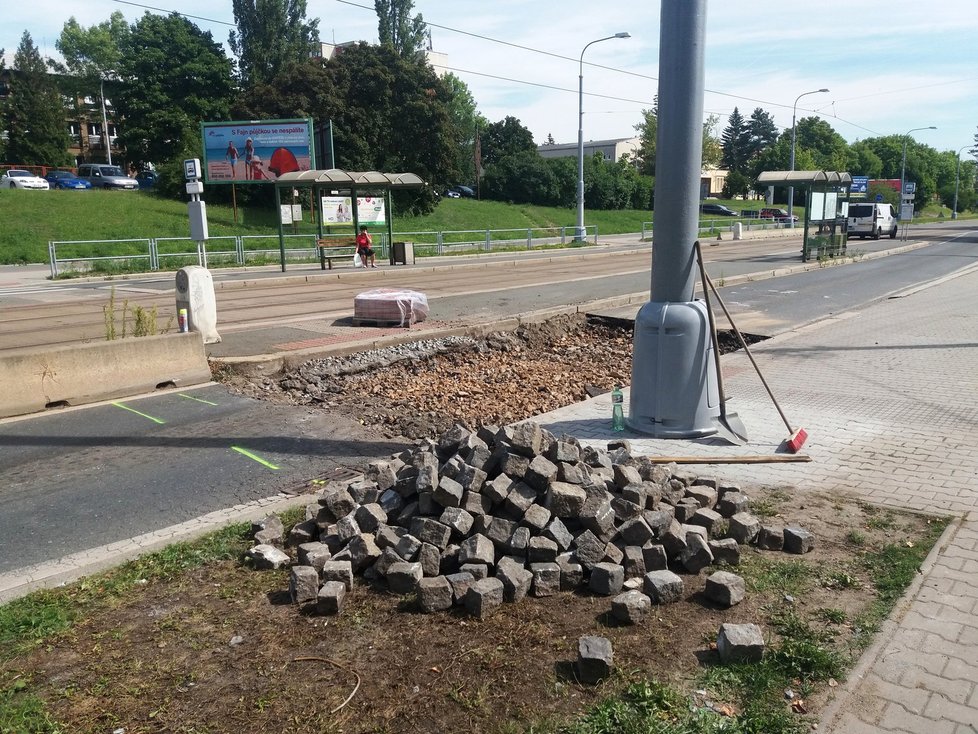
[0, 332, 212, 419]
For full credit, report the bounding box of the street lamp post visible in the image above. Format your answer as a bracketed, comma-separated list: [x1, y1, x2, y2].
[576, 32, 630, 242]
[100, 78, 113, 166]
[787, 88, 828, 228]
[952, 144, 970, 220]
[899, 126, 936, 220]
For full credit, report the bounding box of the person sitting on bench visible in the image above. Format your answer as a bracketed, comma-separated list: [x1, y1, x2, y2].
[356, 225, 376, 268]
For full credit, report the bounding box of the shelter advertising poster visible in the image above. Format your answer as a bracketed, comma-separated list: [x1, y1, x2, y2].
[321, 196, 386, 225]
[202, 119, 314, 184]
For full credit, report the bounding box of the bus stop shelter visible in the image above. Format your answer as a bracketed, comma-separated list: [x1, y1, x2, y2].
[757, 170, 852, 262]
[273, 169, 425, 272]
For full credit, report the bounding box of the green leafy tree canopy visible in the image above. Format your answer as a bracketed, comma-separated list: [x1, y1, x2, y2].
[375, 0, 427, 58]
[230, 0, 319, 87]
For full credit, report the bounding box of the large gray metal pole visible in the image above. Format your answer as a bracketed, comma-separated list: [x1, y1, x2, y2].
[629, 0, 717, 438]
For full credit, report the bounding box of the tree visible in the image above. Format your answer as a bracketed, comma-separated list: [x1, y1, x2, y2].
[375, 0, 427, 58]
[849, 140, 883, 178]
[56, 12, 130, 163]
[480, 116, 536, 168]
[229, 0, 319, 88]
[545, 133, 555, 145]
[441, 73, 487, 185]
[0, 49, 7, 162]
[701, 113, 722, 169]
[632, 103, 657, 176]
[793, 117, 850, 171]
[720, 107, 750, 173]
[115, 13, 234, 174]
[745, 107, 778, 161]
[4, 32, 70, 166]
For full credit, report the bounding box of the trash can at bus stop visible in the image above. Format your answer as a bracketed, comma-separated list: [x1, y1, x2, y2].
[390, 241, 414, 265]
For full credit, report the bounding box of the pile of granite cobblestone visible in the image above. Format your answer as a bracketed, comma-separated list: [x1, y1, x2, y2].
[247, 420, 813, 654]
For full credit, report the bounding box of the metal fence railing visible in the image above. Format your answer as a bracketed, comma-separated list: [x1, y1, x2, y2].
[47, 226, 598, 277]
[640, 219, 789, 240]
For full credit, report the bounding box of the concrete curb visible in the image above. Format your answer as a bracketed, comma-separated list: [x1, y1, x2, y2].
[816, 514, 964, 731]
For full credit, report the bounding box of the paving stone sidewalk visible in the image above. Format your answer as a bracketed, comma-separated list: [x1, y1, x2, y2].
[534, 267, 978, 732]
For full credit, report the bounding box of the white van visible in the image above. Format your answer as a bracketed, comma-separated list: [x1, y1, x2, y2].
[848, 202, 897, 239]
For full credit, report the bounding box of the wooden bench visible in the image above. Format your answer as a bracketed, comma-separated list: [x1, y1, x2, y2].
[317, 237, 359, 270]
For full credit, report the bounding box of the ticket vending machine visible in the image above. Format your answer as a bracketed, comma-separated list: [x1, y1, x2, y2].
[175, 159, 221, 344]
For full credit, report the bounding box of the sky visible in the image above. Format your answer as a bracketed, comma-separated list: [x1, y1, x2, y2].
[5, 0, 978, 159]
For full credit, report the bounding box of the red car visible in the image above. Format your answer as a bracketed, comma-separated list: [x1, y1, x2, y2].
[760, 207, 799, 223]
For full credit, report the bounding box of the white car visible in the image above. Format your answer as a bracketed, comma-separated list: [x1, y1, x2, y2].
[1, 169, 50, 190]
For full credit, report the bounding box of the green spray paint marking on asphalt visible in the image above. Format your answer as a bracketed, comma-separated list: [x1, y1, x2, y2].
[112, 402, 166, 424]
[231, 446, 280, 470]
[177, 393, 219, 406]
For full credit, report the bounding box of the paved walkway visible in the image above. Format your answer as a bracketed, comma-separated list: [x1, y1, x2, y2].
[534, 266, 978, 732]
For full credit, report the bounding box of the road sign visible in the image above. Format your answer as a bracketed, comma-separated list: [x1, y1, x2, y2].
[904, 181, 916, 195]
[876, 193, 883, 202]
[852, 176, 869, 194]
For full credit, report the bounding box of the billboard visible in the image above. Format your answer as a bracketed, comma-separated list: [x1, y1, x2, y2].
[321, 196, 386, 226]
[201, 119, 314, 184]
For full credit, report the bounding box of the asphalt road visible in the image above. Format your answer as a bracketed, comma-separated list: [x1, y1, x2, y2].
[1, 222, 976, 577]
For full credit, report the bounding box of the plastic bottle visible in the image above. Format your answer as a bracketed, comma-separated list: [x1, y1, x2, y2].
[178, 308, 189, 333]
[611, 384, 625, 432]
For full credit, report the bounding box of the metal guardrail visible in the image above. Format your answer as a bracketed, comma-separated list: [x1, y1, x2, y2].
[47, 226, 598, 276]
[640, 219, 788, 240]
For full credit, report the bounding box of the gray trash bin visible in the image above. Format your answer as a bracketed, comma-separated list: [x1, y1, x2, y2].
[390, 241, 414, 265]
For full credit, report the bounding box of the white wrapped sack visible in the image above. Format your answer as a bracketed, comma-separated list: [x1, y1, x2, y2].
[353, 288, 429, 326]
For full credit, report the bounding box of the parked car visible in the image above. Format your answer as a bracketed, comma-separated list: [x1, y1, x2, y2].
[452, 185, 475, 198]
[45, 170, 92, 190]
[1, 169, 50, 190]
[760, 207, 799, 223]
[444, 189, 461, 198]
[76, 163, 139, 190]
[135, 170, 159, 189]
[700, 203, 738, 217]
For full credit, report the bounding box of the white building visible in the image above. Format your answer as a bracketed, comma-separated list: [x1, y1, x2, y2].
[537, 136, 641, 164]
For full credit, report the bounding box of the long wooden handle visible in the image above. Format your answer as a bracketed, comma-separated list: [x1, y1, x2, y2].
[646, 455, 811, 464]
[694, 240, 727, 409]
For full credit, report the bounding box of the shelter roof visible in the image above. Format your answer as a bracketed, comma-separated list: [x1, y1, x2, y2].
[274, 169, 425, 188]
[757, 170, 852, 186]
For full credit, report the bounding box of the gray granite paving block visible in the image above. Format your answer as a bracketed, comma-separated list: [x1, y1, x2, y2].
[547, 482, 588, 518]
[661, 478, 686, 505]
[486, 516, 518, 548]
[704, 571, 746, 607]
[503, 422, 543, 457]
[287, 519, 318, 547]
[556, 460, 587, 485]
[354, 503, 387, 533]
[396, 500, 420, 525]
[434, 475, 464, 508]
[484, 475, 514, 505]
[611, 590, 652, 624]
[437, 424, 470, 458]
[558, 555, 585, 590]
[458, 464, 489, 494]
[335, 513, 361, 543]
[673, 499, 700, 523]
[681, 532, 715, 574]
[394, 532, 422, 561]
[418, 576, 454, 612]
[581, 445, 612, 469]
[784, 527, 815, 554]
[641, 543, 668, 571]
[530, 562, 561, 596]
[504, 482, 538, 518]
[440, 455, 465, 480]
[247, 544, 291, 570]
[602, 542, 624, 566]
[440, 507, 475, 537]
[465, 577, 505, 618]
[410, 517, 453, 550]
[297, 542, 331, 571]
[757, 525, 785, 551]
[618, 516, 655, 546]
[316, 581, 347, 615]
[728, 512, 761, 545]
[496, 558, 533, 602]
[378, 489, 404, 517]
[547, 440, 581, 464]
[689, 508, 726, 537]
[459, 533, 495, 566]
[580, 496, 616, 536]
[611, 496, 644, 523]
[289, 565, 320, 604]
[446, 571, 476, 605]
[525, 455, 559, 490]
[321, 560, 354, 591]
[368, 461, 398, 492]
[459, 563, 489, 580]
[415, 464, 439, 494]
[387, 562, 424, 594]
[613, 464, 642, 489]
[347, 533, 382, 572]
[621, 483, 647, 509]
[572, 529, 606, 570]
[440, 544, 461, 575]
[528, 536, 559, 564]
[544, 517, 574, 551]
[708, 538, 741, 566]
[508, 526, 531, 555]
[500, 451, 531, 478]
[642, 508, 675, 536]
[623, 546, 646, 578]
[717, 623, 765, 663]
[716, 491, 749, 518]
[660, 519, 688, 557]
[324, 490, 357, 521]
[348, 479, 379, 505]
[590, 562, 625, 596]
[522, 503, 552, 533]
[577, 635, 614, 683]
[461, 490, 492, 516]
[419, 543, 442, 577]
[644, 569, 684, 604]
[685, 484, 718, 508]
[372, 547, 403, 578]
[466, 445, 493, 473]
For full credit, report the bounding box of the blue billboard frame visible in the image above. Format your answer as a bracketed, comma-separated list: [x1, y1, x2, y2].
[200, 118, 316, 184]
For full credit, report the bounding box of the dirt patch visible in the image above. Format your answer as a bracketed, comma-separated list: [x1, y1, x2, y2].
[3, 490, 941, 733]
